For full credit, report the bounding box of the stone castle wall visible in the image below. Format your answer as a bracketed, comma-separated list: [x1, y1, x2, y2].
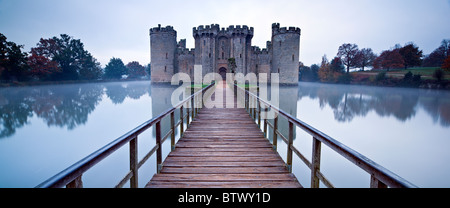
[150, 23, 300, 84]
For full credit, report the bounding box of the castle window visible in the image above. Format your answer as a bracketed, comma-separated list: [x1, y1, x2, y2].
[166, 53, 168, 59]
[292, 54, 295, 61]
[209, 53, 211, 58]
[278, 68, 280, 73]
[240, 54, 242, 58]
[279, 41, 281, 46]
[203, 40, 206, 46]
[165, 66, 167, 72]
[222, 52, 224, 59]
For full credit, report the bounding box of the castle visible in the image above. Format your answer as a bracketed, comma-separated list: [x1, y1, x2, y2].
[149, 23, 301, 84]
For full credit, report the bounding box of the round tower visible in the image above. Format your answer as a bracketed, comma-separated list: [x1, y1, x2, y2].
[271, 23, 301, 84]
[150, 24, 177, 82]
[193, 24, 219, 76]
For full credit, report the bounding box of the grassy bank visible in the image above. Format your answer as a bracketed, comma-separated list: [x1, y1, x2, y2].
[349, 67, 450, 90]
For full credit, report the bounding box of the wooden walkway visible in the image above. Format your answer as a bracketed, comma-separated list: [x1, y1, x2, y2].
[146, 82, 302, 188]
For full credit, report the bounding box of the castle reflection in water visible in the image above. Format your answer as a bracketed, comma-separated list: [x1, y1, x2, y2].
[0, 81, 449, 139]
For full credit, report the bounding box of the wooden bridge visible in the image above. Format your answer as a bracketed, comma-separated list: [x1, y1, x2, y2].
[36, 81, 417, 188]
[146, 82, 301, 188]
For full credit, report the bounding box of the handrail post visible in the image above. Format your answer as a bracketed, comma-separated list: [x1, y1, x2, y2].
[287, 121, 294, 173]
[66, 175, 83, 188]
[370, 175, 388, 188]
[273, 114, 278, 151]
[180, 106, 184, 138]
[311, 137, 322, 188]
[156, 121, 162, 174]
[129, 136, 138, 188]
[191, 96, 195, 121]
[257, 99, 261, 128]
[170, 111, 175, 151]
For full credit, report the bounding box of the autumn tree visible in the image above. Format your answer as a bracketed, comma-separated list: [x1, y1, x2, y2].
[0, 33, 29, 81]
[104, 57, 127, 79]
[126, 61, 147, 79]
[356, 48, 376, 71]
[442, 56, 450, 71]
[423, 39, 450, 67]
[337, 43, 359, 73]
[399, 43, 423, 69]
[30, 34, 102, 81]
[318, 55, 337, 82]
[373, 49, 405, 71]
[27, 53, 60, 80]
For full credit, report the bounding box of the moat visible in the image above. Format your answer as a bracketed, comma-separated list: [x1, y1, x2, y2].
[0, 81, 449, 187]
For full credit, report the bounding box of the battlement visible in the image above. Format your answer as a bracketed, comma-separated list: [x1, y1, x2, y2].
[252, 46, 270, 55]
[193, 24, 220, 37]
[193, 24, 254, 38]
[272, 23, 300, 36]
[178, 47, 195, 55]
[150, 24, 177, 36]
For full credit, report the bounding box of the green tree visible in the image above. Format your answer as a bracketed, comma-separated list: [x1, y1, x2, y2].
[399, 43, 423, 69]
[126, 61, 147, 79]
[0, 33, 30, 81]
[104, 57, 127, 79]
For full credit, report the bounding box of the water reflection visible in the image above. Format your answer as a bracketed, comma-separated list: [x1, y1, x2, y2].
[0, 81, 155, 139]
[297, 82, 450, 127]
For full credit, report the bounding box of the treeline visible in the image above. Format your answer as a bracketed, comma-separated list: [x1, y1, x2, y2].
[300, 40, 450, 83]
[0, 33, 150, 83]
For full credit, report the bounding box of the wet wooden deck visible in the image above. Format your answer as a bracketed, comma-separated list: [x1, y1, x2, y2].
[145, 82, 302, 188]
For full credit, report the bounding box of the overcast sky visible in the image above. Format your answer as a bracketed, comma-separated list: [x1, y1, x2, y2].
[1, 0, 449, 67]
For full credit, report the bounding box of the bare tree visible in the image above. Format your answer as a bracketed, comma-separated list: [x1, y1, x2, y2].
[356, 48, 377, 71]
[337, 43, 359, 73]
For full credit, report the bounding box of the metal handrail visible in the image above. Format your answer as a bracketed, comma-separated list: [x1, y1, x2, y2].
[234, 83, 417, 188]
[36, 82, 215, 188]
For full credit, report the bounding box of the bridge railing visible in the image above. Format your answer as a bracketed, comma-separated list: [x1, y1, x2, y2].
[234, 83, 417, 188]
[36, 82, 215, 188]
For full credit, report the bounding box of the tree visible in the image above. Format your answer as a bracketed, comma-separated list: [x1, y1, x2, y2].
[337, 43, 359, 73]
[373, 49, 404, 71]
[330, 57, 345, 73]
[0, 33, 29, 81]
[423, 39, 450, 67]
[318, 55, 336, 82]
[30, 34, 102, 81]
[399, 43, 423, 69]
[126, 61, 147, 79]
[442, 56, 450, 71]
[27, 53, 60, 80]
[104, 57, 127, 79]
[356, 48, 376, 71]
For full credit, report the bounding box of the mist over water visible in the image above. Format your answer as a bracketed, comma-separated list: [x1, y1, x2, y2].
[0, 81, 449, 187]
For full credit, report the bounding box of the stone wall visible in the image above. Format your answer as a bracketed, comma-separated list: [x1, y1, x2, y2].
[150, 25, 177, 82]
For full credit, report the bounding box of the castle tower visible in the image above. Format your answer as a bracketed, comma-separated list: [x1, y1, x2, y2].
[193, 24, 220, 77]
[271, 23, 301, 84]
[150, 24, 178, 82]
[227, 25, 254, 74]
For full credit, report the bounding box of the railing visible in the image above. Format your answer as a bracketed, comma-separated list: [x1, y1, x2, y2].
[36, 82, 215, 188]
[234, 83, 417, 188]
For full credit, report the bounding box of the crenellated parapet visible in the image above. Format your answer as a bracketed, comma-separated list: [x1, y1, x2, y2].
[193, 24, 254, 38]
[271, 23, 301, 36]
[150, 24, 177, 36]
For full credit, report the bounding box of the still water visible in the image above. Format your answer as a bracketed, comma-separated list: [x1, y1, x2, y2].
[0, 81, 449, 187]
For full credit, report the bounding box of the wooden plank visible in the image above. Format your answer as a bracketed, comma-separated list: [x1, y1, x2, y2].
[146, 181, 302, 188]
[150, 173, 299, 181]
[163, 161, 286, 167]
[164, 156, 281, 162]
[146, 82, 302, 188]
[160, 167, 289, 174]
